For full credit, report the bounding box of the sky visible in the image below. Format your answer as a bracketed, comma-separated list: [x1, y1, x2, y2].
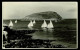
[2, 2, 78, 19]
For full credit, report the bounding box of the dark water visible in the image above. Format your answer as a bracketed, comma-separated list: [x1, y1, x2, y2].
[3, 19, 77, 48]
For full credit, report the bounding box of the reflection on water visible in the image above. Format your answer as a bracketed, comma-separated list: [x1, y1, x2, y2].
[3, 20, 77, 44]
[9, 26, 13, 29]
[32, 28, 57, 40]
[48, 28, 54, 32]
[28, 27, 33, 30]
[31, 28, 76, 44]
[42, 28, 47, 32]
[41, 28, 54, 32]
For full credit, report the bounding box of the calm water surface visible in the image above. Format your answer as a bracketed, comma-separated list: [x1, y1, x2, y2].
[3, 20, 77, 48]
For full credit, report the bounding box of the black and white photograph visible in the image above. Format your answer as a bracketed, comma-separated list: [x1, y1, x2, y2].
[2, 2, 78, 49]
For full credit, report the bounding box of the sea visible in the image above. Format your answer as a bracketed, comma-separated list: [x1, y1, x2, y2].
[3, 19, 77, 48]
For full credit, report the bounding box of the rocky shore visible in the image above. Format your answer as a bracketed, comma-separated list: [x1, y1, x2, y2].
[3, 26, 67, 48]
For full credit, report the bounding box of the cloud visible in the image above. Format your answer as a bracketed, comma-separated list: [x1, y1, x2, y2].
[2, 2, 78, 19]
[67, 8, 77, 12]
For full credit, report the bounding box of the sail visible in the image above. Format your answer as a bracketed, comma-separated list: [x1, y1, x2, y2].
[9, 20, 13, 27]
[41, 20, 47, 28]
[28, 20, 33, 27]
[15, 20, 17, 23]
[47, 20, 54, 28]
[33, 20, 36, 24]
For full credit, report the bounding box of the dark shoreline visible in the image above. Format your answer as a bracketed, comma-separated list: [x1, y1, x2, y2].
[3, 26, 67, 48]
[3, 18, 77, 48]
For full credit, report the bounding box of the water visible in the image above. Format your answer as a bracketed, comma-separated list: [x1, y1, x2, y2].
[3, 19, 77, 48]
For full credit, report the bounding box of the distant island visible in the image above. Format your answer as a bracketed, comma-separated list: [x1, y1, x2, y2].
[22, 11, 62, 21]
[3, 11, 77, 21]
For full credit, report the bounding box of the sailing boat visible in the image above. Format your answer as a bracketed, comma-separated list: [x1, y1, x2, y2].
[47, 20, 54, 29]
[28, 20, 33, 27]
[33, 20, 36, 24]
[9, 20, 13, 27]
[41, 20, 47, 28]
[15, 20, 17, 23]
